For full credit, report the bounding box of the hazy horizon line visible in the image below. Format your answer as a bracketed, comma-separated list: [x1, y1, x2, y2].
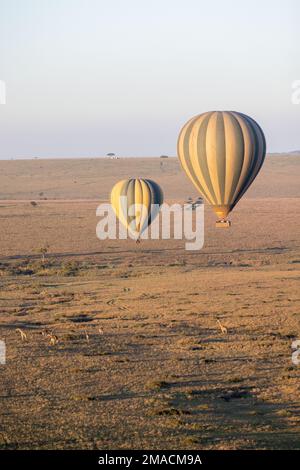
[1, 152, 300, 161]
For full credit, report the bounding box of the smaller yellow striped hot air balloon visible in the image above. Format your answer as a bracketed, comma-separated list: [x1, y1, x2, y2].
[111, 178, 163, 241]
[177, 111, 266, 227]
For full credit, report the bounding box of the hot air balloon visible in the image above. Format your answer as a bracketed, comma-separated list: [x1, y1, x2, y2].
[111, 178, 163, 241]
[177, 111, 266, 227]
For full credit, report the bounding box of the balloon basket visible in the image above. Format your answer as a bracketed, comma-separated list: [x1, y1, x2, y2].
[215, 220, 231, 228]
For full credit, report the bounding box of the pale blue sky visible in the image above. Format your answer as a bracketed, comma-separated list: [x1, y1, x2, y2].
[0, 0, 299, 158]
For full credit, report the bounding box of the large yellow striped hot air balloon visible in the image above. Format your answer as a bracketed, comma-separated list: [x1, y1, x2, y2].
[111, 178, 163, 241]
[177, 111, 266, 226]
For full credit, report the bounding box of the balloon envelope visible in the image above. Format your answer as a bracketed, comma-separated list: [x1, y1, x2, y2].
[111, 178, 163, 239]
[177, 111, 266, 220]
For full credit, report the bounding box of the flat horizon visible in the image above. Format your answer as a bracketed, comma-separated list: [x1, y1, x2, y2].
[1, 151, 300, 161]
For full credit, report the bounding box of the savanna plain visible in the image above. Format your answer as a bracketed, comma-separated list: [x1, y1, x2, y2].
[0, 155, 300, 450]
